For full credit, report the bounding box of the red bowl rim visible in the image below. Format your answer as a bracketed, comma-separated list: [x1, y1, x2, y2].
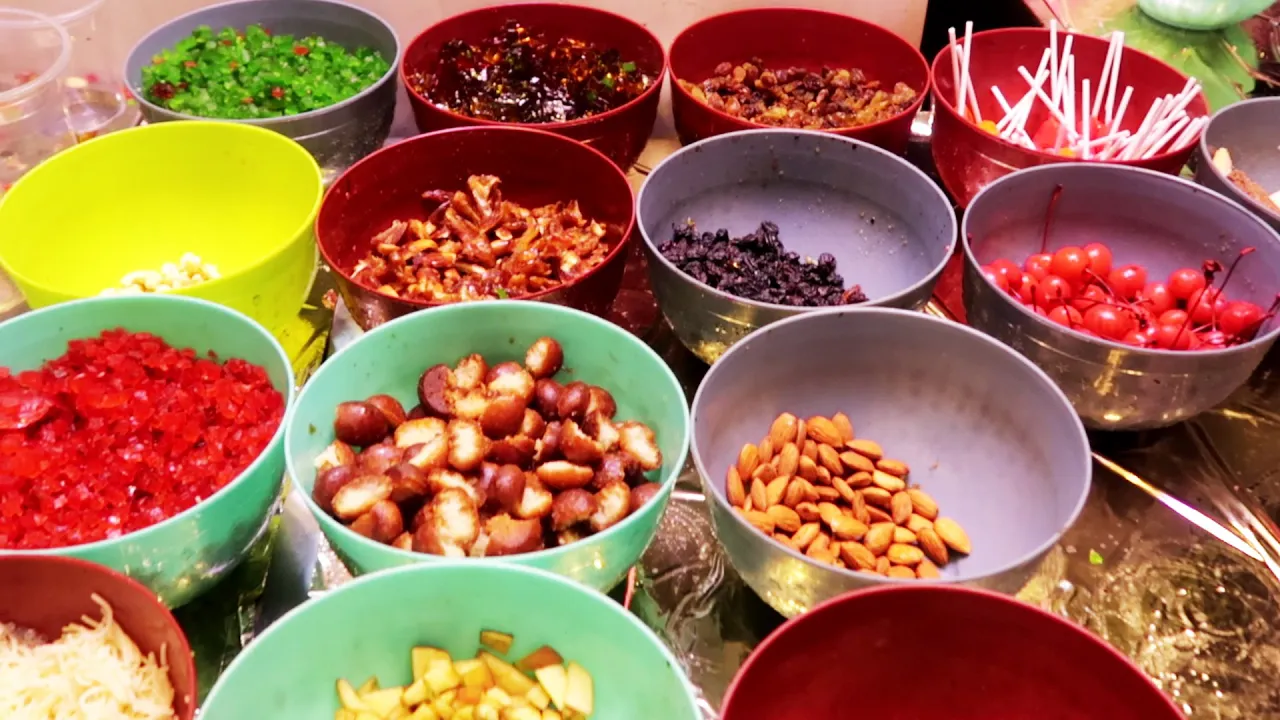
[667, 6, 931, 139]
[398, 2, 668, 132]
[316, 125, 638, 310]
[719, 583, 1184, 717]
[0, 554, 197, 717]
[929, 27, 1208, 166]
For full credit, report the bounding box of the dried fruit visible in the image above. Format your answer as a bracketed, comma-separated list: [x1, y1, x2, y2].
[805, 416, 844, 447]
[933, 517, 973, 555]
[918, 527, 949, 565]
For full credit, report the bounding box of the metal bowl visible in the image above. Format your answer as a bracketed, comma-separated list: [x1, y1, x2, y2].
[636, 128, 956, 364]
[668, 7, 930, 155]
[963, 163, 1280, 430]
[691, 307, 1091, 618]
[124, 0, 399, 176]
[1195, 97, 1280, 234]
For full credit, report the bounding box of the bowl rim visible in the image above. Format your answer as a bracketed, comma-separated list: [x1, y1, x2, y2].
[929, 26, 1208, 166]
[0, 554, 198, 716]
[1197, 96, 1280, 225]
[0, 121, 323, 303]
[0, 294, 297, 556]
[962, 161, 1280, 357]
[283, 299, 693, 570]
[123, 0, 402, 126]
[315, 125, 637, 310]
[0, 9, 71, 106]
[690, 305, 1092, 587]
[666, 6, 931, 139]
[398, 1, 668, 132]
[718, 583, 1185, 717]
[200, 560, 704, 715]
[635, 127, 958, 312]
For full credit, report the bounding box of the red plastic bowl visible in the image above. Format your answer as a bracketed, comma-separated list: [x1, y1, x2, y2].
[931, 28, 1208, 207]
[721, 585, 1183, 720]
[668, 8, 929, 155]
[0, 555, 196, 719]
[317, 126, 636, 330]
[400, 3, 665, 170]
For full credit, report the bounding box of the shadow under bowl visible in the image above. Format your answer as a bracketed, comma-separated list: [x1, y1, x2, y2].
[931, 28, 1207, 208]
[317, 126, 636, 330]
[125, 0, 400, 175]
[719, 585, 1183, 720]
[1196, 96, 1280, 234]
[962, 162, 1280, 430]
[668, 7, 929, 155]
[400, 2, 665, 170]
[692, 307, 1090, 618]
[636, 128, 956, 364]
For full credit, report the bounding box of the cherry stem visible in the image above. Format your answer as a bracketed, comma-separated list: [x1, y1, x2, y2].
[1216, 246, 1255, 301]
[1041, 185, 1063, 254]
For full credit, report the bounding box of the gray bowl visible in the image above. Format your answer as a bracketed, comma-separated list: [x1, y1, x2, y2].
[125, 0, 399, 176]
[1195, 96, 1280, 234]
[636, 129, 956, 364]
[691, 307, 1090, 618]
[963, 163, 1280, 430]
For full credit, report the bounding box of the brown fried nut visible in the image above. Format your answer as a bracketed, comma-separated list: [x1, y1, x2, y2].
[314, 439, 357, 471]
[413, 488, 480, 558]
[559, 420, 604, 465]
[519, 408, 546, 438]
[524, 337, 564, 379]
[487, 434, 536, 466]
[535, 460, 595, 490]
[394, 417, 447, 449]
[480, 394, 528, 439]
[426, 468, 483, 506]
[595, 452, 637, 488]
[581, 412, 620, 451]
[447, 419, 489, 472]
[391, 532, 414, 551]
[358, 443, 404, 475]
[486, 362, 536, 404]
[407, 404, 428, 421]
[490, 464, 527, 514]
[514, 474, 554, 520]
[533, 421, 562, 463]
[586, 386, 617, 418]
[484, 514, 545, 556]
[366, 500, 405, 543]
[387, 463, 430, 505]
[453, 353, 488, 390]
[349, 512, 378, 539]
[365, 394, 408, 428]
[618, 421, 662, 471]
[590, 481, 632, 532]
[417, 364, 454, 417]
[332, 475, 393, 520]
[556, 381, 592, 422]
[766, 505, 802, 534]
[450, 390, 489, 421]
[550, 488, 597, 530]
[629, 482, 662, 513]
[313, 465, 358, 514]
[532, 378, 563, 418]
[334, 400, 392, 447]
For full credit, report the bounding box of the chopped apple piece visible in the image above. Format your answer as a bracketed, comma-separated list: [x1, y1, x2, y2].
[414, 647, 453, 681]
[457, 686, 485, 706]
[502, 707, 541, 720]
[338, 679, 371, 711]
[353, 713, 381, 720]
[424, 657, 463, 695]
[479, 630, 515, 655]
[388, 708, 410, 720]
[479, 651, 536, 695]
[409, 706, 440, 720]
[483, 686, 513, 708]
[515, 646, 563, 672]
[455, 658, 493, 690]
[525, 686, 550, 710]
[533, 665, 567, 710]
[564, 663, 593, 717]
[362, 687, 406, 716]
[358, 677, 380, 694]
[477, 706, 501, 720]
[542, 711, 563, 720]
[456, 707, 476, 720]
[404, 678, 432, 707]
[335, 710, 357, 720]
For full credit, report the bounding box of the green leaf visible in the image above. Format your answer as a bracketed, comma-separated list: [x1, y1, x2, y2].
[495, 288, 509, 299]
[620, 61, 637, 73]
[1089, 549, 1104, 565]
[601, 75, 615, 89]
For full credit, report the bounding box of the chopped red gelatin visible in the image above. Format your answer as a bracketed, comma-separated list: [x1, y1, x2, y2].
[0, 329, 284, 549]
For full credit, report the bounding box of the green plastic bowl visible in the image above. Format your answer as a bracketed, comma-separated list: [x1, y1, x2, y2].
[285, 300, 691, 591]
[200, 563, 702, 719]
[0, 295, 295, 607]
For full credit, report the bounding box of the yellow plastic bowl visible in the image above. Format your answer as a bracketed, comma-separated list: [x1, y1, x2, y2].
[0, 122, 322, 336]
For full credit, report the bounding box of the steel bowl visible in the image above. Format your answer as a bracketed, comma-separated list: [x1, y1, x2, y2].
[692, 307, 1091, 618]
[317, 126, 635, 330]
[400, 3, 665, 171]
[636, 128, 956, 364]
[931, 28, 1207, 208]
[1195, 97, 1280, 234]
[668, 8, 930, 155]
[124, 0, 399, 176]
[719, 585, 1184, 719]
[963, 162, 1280, 430]
[0, 555, 198, 719]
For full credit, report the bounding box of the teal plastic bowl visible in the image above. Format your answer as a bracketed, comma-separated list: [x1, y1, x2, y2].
[200, 562, 702, 719]
[285, 300, 691, 591]
[0, 295, 295, 607]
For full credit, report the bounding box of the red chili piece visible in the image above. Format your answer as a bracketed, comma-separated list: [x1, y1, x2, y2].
[0, 329, 283, 550]
[293, 45, 310, 56]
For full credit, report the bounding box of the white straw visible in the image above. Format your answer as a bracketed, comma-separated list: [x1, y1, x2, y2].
[1063, 54, 1076, 134]
[1081, 79, 1092, 159]
[1104, 32, 1124, 125]
[1049, 20, 1061, 105]
[1093, 33, 1120, 120]
[998, 51, 1050, 132]
[1170, 115, 1208, 150]
[991, 86, 1014, 116]
[1120, 95, 1169, 159]
[1142, 115, 1191, 159]
[959, 21, 980, 122]
[1017, 65, 1080, 140]
[948, 27, 962, 110]
[1111, 85, 1134, 132]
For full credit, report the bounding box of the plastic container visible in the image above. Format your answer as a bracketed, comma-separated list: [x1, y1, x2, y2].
[0, 9, 76, 191]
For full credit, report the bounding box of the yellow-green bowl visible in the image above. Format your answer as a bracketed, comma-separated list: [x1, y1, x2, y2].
[0, 121, 322, 337]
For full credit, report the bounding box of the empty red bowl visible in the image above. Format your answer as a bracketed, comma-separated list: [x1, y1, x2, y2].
[668, 8, 929, 154]
[0, 555, 196, 719]
[400, 3, 665, 170]
[720, 585, 1183, 720]
[317, 126, 636, 330]
[931, 28, 1208, 207]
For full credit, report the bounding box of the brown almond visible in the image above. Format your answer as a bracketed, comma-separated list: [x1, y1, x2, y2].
[933, 517, 972, 554]
[893, 526, 918, 544]
[839, 541, 876, 570]
[751, 463, 778, 483]
[806, 417, 844, 447]
[832, 477, 858, 504]
[796, 455, 819, 481]
[848, 489, 868, 518]
[864, 523, 895, 555]
[831, 412, 855, 443]
[816, 444, 844, 475]
[906, 513, 934, 533]
[917, 559, 941, 579]
[817, 502, 843, 527]
[890, 492, 914, 525]
[830, 515, 869, 541]
[908, 488, 940, 520]
[765, 475, 790, 507]
[749, 478, 768, 510]
[794, 417, 807, 445]
[766, 505, 802, 534]
[782, 478, 807, 508]
[839, 451, 876, 474]
[871, 469, 907, 492]
[726, 467, 746, 507]
[768, 413, 799, 448]
[815, 486, 841, 502]
[846, 470, 873, 488]
[757, 437, 775, 465]
[737, 443, 760, 479]
[876, 457, 910, 478]
[802, 479, 821, 502]
[807, 532, 831, 558]
[862, 487, 893, 507]
[795, 502, 821, 523]
[773, 532, 794, 548]
[887, 566, 917, 579]
[745, 510, 775, 534]
[792, 522, 821, 551]
[814, 466, 832, 485]
[866, 506, 893, 524]
[776, 442, 800, 477]
[887, 543, 925, 566]
[875, 556, 892, 574]
[801, 439, 819, 461]
[918, 527, 950, 565]
[847, 438, 884, 461]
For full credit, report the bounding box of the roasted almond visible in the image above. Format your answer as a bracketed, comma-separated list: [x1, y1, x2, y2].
[890, 492, 914, 525]
[768, 413, 799, 448]
[775, 442, 800, 477]
[792, 522, 821, 551]
[817, 502, 843, 527]
[814, 486, 841, 503]
[917, 558, 941, 579]
[765, 475, 790, 507]
[862, 486, 893, 507]
[847, 438, 884, 461]
[796, 455, 819, 481]
[817, 444, 844, 475]
[750, 478, 768, 510]
[893, 526, 918, 545]
[832, 477, 858, 504]
[887, 566, 916, 579]
[737, 443, 760, 479]
[801, 439, 819, 462]
[794, 417, 807, 445]
[782, 478, 807, 508]
[906, 513, 934, 533]
[908, 488, 939, 520]
[846, 470, 873, 488]
[831, 412, 855, 443]
[807, 532, 831, 558]
[887, 543, 925, 566]
[839, 451, 876, 474]
[934, 517, 972, 554]
[766, 505, 802, 534]
[751, 462, 778, 483]
[848, 490, 869, 520]
[865, 505, 893, 524]
[745, 510, 775, 534]
[795, 502, 821, 523]
[806, 416, 844, 447]
[871, 469, 907, 492]
[757, 436, 775, 465]
[814, 466, 832, 485]
[772, 532, 794, 548]
[829, 515, 869, 541]
[875, 556, 892, 574]
[876, 457, 910, 478]
[918, 527, 950, 565]
[864, 523, 895, 555]
[726, 467, 746, 507]
[839, 541, 876, 570]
